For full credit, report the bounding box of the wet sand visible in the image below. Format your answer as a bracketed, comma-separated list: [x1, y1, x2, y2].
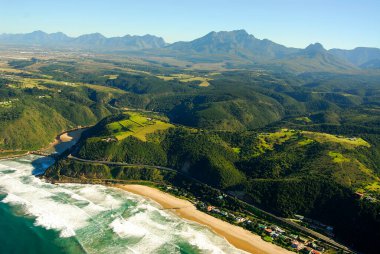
[43, 129, 86, 154]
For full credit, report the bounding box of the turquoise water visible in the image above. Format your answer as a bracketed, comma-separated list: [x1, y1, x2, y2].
[0, 156, 246, 254]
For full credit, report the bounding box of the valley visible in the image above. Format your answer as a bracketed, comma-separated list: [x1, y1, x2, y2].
[1, 35, 380, 254]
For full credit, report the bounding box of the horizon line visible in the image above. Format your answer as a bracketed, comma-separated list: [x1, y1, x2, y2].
[0, 29, 378, 51]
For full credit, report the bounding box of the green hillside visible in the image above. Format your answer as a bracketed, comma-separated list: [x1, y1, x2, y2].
[2, 52, 380, 253]
[49, 111, 380, 252]
[67, 112, 380, 199]
[0, 67, 125, 151]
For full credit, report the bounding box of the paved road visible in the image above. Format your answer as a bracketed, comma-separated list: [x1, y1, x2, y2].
[66, 154, 354, 253]
[67, 154, 178, 172]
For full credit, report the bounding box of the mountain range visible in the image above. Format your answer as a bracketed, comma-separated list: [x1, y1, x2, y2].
[0, 30, 166, 50]
[1, 30, 380, 71]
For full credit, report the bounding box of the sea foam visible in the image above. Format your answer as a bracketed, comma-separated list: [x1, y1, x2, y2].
[0, 157, 246, 253]
[110, 217, 147, 238]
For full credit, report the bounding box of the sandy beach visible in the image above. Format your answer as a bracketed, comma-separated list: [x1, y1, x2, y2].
[116, 184, 293, 254]
[42, 129, 87, 154]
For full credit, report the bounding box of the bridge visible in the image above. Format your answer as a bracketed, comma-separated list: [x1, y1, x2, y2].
[30, 151, 61, 159]
[64, 155, 354, 253]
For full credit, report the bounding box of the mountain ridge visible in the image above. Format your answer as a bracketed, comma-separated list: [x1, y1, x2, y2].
[1, 30, 379, 71]
[0, 30, 167, 50]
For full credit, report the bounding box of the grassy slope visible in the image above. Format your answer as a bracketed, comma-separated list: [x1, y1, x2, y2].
[246, 129, 378, 195]
[106, 112, 173, 141]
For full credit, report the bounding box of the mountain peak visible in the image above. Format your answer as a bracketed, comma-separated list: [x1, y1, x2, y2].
[230, 29, 249, 35]
[78, 33, 106, 39]
[207, 29, 250, 37]
[30, 30, 47, 35]
[305, 42, 325, 52]
[168, 29, 293, 59]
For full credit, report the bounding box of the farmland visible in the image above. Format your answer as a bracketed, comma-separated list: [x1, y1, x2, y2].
[157, 73, 212, 87]
[105, 112, 173, 141]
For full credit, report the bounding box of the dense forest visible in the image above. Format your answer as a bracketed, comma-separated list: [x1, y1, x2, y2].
[2, 56, 380, 253]
[57, 109, 379, 253]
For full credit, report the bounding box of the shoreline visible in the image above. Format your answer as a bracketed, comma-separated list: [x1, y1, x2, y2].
[0, 151, 30, 160]
[41, 128, 87, 154]
[116, 184, 293, 254]
[0, 127, 88, 160]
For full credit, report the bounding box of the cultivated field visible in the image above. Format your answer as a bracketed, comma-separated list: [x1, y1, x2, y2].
[157, 73, 212, 87]
[105, 112, 173, 141]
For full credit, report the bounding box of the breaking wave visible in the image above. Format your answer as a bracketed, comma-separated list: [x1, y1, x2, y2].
[0, 155, 245, 253]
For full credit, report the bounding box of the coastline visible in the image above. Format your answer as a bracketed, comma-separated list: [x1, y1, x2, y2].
[0, 128, 87, 160]
[116, 184, 293, 254]
[41, 128, 86, 154]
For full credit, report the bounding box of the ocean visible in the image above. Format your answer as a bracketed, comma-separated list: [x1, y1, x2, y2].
[0, 155, 245, 254]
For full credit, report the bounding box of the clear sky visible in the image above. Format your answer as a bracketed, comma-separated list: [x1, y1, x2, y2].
[0, 0, 379, 49]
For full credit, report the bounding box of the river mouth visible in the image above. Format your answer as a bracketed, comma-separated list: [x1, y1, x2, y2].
[42, 128, 87, 155]
[0, 155, 245, 254]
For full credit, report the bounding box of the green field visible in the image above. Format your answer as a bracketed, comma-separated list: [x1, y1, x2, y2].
[157, 73, 211, 87]
[254, 129, 296, 156]
[105, 112, 173, 141]
[328, 151, 351, 163]
[298, 138, 314, 146]
[365, 182, 380, 193]
[294, 116, 312, 123]
[301, 131, 370, 148]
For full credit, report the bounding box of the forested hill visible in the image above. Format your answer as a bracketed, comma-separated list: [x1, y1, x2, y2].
[0, 72, 126, 151]
[2, 51, 379, 253]
[2, 55, 380, 151]
[48, 111, 380, 253]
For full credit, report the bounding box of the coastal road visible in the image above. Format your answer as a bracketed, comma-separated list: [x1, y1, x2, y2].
[65, 154, 354, 253]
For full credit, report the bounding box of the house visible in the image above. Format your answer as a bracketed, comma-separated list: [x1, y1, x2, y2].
[206, 206, 215, 212]
[295, 214, 304, 220]
[270, 232, 279, 238]
[291, 240, 305, 251]
[273, 226, 285, 234]
[235, 217, 246, 223]
[213, 208, 221, 213]
[264, 228, 273, 234]
[298, 236, 310, 244]
[279, 235, 291, 243]
[301, 247, 313, 254]
[258, 224, 267, 229]
[102, 137, 117, 143]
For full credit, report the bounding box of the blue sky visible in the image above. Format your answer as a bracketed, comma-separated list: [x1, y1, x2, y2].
[0, 0, 379, 49]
